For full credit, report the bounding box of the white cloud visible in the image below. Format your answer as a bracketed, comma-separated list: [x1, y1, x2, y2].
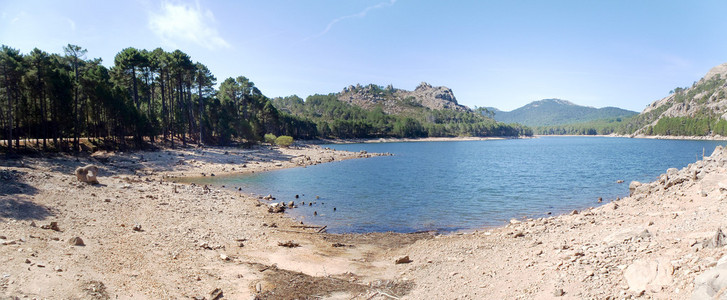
[148, 1, 230, 50]
[66, 18, 76, 31]
[307, 0, 397, 40]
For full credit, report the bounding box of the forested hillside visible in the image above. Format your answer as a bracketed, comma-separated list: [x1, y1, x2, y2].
[0, 45, 316, 153]
[619, 63, 727, 136]
[487, 99, 637, 127]
[272, 85, 532, 139]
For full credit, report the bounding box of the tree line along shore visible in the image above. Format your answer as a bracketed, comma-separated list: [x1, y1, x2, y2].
[0, 44, 531, 155]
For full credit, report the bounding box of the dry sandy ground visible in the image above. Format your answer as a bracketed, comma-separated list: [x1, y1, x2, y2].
[2, 142, 727, 299]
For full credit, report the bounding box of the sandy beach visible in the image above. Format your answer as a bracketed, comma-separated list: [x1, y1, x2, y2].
[2, 141, 727, 299]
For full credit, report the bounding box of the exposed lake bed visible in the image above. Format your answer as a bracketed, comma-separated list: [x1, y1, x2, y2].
[3, 137, 727, 299]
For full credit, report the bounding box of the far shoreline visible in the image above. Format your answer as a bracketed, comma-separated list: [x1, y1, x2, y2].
[308, 135, 527, 145]
[536, 133, 727, 141]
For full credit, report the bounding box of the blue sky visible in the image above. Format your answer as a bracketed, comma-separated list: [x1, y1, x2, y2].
[2, 0, 727, 112]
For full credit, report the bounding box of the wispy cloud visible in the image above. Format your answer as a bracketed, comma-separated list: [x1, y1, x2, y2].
[148, 1, 230, 50]
[66, 18, 76, 31]
[307, 0, 397, 40]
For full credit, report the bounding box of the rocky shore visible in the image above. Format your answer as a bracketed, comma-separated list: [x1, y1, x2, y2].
[1, 143, 727, 299]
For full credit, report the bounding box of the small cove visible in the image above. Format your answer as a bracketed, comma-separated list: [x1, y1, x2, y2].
[186, 137, 727, 233]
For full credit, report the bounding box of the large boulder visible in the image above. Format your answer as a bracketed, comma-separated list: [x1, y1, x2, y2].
[693, 254, 727, 300]
[629, 181, 642, 196]
[623, 257, 673, 293]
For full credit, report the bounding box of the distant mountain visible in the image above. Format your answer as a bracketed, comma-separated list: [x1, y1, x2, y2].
[486, 99, 638, 127]
[622, 62, 727, 136]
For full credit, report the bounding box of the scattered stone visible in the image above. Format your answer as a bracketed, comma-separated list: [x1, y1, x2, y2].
[132, 224, 143, 232]
[24, 259, 31, 264]
[553, 288, 565, 297]
[702, 228, 727, 248]
[332, 243, 347, 247]
[509, 219, 521, 225]
[287, 201, 294, 208]
[268, 203, 285, 213]
[571, 210, 579, 215]
[68, 237, 85, 246]
[513, 231, 525, 238]
[41, 222, 60, 232]
[220, 254, 229, 261]
[395, 256, 412, 264]
[54, 266, 63, 272]
[278, 241, 300, 248]
[616, 180, 624, 184]
[598, 197, 603, 203]
[209, 288, 223, 300]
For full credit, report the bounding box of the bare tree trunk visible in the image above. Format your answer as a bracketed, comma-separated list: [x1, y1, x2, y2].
[2, 69, 13, 154]
[178, 77, 185, 147]
[198, 80, 203, 146]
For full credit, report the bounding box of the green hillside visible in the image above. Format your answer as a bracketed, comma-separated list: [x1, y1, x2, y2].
[487, 99, 638, 127]
[272, 86, 532, 139]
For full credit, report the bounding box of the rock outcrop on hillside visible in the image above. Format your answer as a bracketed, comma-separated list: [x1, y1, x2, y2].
[631, 63, 727, 135]
[337, 82, 470, 114]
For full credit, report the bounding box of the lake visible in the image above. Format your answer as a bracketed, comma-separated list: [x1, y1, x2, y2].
[189, 137, 727, 233]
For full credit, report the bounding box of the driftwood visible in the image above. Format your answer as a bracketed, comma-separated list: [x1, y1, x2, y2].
[290, 225, 325, 229]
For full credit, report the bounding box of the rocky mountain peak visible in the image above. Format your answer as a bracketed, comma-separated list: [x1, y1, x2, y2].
[337, 82, 469, 114]
[704, 63, 727, 81]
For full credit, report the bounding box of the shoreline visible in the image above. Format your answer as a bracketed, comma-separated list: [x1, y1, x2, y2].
[309, 135, 525, 145]
[3, 142, 727, 298]
[537, 133, 727, 141]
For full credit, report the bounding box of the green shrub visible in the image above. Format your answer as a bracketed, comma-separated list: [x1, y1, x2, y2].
[275, 135, 294, 147]
[264, 133, 277, 144]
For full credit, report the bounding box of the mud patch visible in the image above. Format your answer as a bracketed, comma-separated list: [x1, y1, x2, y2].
[322, 231, 436, 250]
[252, 264, 412, 299]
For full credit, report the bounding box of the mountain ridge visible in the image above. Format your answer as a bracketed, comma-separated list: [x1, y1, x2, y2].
[487, 99, 638, 127]
[622, 62, 727, 136]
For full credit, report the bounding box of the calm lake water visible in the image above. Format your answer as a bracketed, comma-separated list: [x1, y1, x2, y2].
[191, 137, 727, 233]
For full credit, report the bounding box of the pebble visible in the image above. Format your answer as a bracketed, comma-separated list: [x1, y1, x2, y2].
[68, 237, 84, 246]
[395, 256, 412, 264]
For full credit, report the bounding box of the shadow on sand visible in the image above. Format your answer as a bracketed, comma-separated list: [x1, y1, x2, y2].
[0, 169, 52, 221]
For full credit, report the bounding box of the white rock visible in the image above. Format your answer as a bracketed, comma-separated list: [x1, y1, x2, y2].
[623, 257, 673, 293]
